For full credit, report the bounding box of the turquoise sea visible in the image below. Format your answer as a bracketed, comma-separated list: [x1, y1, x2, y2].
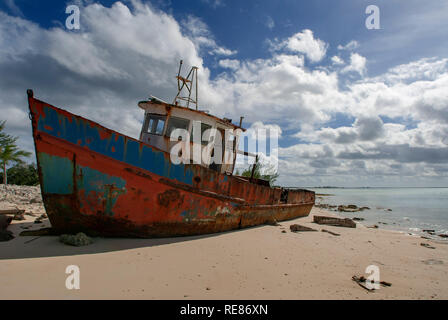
[309, 188, 448, 240]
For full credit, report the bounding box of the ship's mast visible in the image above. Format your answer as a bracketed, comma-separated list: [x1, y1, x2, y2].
[173, 60, 199, 110]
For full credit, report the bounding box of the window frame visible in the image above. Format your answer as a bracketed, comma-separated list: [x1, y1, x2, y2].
[165, 116, 191, 139]
[145, 113, 166, 136]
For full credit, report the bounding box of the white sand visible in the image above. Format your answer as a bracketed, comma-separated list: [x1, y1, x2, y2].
[1, 206, 447, 299]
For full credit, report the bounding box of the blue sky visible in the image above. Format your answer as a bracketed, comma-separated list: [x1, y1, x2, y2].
[1, 0, 448, 186]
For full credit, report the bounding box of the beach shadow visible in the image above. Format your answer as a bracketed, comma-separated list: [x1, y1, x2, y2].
[0, 219, 283, 260]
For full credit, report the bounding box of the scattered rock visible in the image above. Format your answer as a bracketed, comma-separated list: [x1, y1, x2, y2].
[290, 224, 317, 232]
[337, 205, 358, 212]
[386, 209, 392, 212]
[313, 215, 356, 228]
[353, 217, 365, 221]
[13, 213, 25, 221]
[34, 218, 43, 224]
[315, 204, 338, 210]
[367, 225, 379, 229]
[378, 222, 388, 225]
[438, 234, 448, 238]
[281, 230, 286, 233]
[337, 205, 370, 213]
[29, 197, 42, 204]
[59, 232, 93, 246]
[420, 243, 436, 249]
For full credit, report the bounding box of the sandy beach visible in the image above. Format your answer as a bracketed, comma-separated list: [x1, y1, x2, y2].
[0, 186, 447, 300]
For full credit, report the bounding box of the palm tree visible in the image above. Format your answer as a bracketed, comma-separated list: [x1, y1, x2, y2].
[241, 160, 279, 186]
[0, 121, 31, 186]
[0, 121, 14, 146]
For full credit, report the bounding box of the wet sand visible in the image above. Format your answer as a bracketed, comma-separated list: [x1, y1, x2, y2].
[1, 206, 447, 299]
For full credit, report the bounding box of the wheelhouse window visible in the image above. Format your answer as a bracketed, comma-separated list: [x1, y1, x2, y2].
[165, 117, 190, 138]
[145, 114, 166, 135]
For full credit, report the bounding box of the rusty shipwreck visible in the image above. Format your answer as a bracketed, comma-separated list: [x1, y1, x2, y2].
[27, 62, 314, 237]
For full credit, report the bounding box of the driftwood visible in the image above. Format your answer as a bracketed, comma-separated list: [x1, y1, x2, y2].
[352, 276, 375, 292]
[20, 228, 56, 237]
[420, 243, 436, 249]
[313, 215, 356, 228]
[290, 224, 317, 232]
[322, 229, 340, 236]
[352, 276, 392, 292]
[0, 209, 25, 215]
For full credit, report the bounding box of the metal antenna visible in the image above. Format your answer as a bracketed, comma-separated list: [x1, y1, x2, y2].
[173, 60, 199, 110]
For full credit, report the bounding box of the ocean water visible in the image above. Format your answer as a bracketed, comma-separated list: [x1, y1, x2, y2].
[309, 188, 448, 240]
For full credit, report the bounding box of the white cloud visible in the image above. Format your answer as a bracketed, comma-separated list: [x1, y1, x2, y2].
[337, 40, 359, 51]
[370, 57, 448, 84]
[331, 56, 344, 65]
[182, 15, 236, 56]
[219, 59, 240, 70]
[269, 29, 328, 63]
[341, 53, 367, 76]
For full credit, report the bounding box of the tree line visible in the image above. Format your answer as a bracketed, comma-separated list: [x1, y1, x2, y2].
[0, 121, 37, 186]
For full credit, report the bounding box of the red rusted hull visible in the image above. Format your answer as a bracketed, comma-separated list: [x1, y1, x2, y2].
[27, 90, 314, 237]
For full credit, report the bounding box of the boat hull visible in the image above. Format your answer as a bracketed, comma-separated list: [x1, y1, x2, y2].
[27, 90, 314, 237]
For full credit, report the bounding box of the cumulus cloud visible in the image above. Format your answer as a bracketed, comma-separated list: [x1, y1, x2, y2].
[337, 40, 359, 51]
[182, 15, 236, 56]
[341, 53, 367, 76]
[331, 56, 344, 65]
[295, 116, 385, 144]
[269, 29, 328, 63]
[218, 59, 240, 70]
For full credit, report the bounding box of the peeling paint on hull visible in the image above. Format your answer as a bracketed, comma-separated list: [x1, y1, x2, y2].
[27, 90, 315, 237]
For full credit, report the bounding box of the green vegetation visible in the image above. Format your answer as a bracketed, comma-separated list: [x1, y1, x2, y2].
[240, 161, 279, 186]
[0, 163, 39, 186]
[0, 121, 32, 185]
